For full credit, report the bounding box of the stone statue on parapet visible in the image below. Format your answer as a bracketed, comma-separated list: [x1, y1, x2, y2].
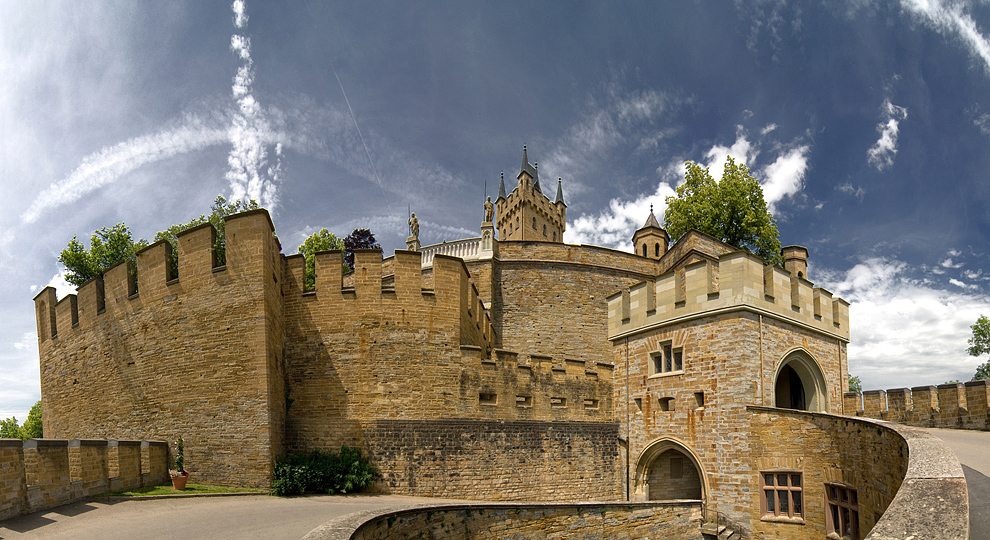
[484, 197, 494, 223]
[409, 212, 420, 239]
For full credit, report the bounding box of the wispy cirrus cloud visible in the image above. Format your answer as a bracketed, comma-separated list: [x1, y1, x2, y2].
[900, 0, 990, 74]
[867, 98, 908, 171]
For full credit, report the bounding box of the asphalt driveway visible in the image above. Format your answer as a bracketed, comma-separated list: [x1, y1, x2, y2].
[921, 427, 990, 540]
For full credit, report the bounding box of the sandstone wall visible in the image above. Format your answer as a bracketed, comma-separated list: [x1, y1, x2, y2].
[844, 380, 990, 430]
[34, 210, 284, 487]
[346, 502, 702, 540]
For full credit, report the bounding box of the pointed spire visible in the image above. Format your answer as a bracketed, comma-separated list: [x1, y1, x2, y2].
[497, 171, 507, 200]
[532, 162, 542, 193]
[643, 204, 661, 229]
[555, 178, 566, 205]
[519, 145, 538, 181]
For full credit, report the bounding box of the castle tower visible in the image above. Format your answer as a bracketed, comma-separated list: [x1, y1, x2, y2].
[495, 146, 566, 243]
[632, 206, 669, 260]
[782, 245, 809, 279]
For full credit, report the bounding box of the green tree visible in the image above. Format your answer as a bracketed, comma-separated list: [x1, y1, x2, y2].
[0, 417, 20, 439]
[21, 401, 42, 439]
[59, 224, 149, 286]
[968, 315, 990, 380]
[663, 157, 783, 266]
[847, 375, 862, 393]
[154, 196, 259, 277]
[297, 229, 345, 290]
[343, 229, 380, 272]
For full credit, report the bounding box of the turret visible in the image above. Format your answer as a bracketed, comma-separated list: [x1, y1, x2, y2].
[782, 245, 809, 279]
[495, 146, 566, 243]
[631, 206, 669, 260]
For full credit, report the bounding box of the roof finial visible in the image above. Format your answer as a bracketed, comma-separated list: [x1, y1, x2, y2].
[650, 203, 653, 213]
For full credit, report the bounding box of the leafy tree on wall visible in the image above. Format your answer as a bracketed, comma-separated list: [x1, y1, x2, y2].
[968, 314, 990, 380]
[154, 196, 260, 277]
[0, 417, 20, 439]
[847, 375, 862, 393]
[297, 228, 345, 290]
[663, 157, 783, 266]
[343, 229, 380, 272]
[59, 224, 148, 287]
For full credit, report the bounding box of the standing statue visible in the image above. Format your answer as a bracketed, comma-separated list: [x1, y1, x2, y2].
[409, 212, 419, 238]
[484, 196, 494, 223]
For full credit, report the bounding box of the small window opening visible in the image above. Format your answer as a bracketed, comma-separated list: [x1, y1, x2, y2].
[798, 271, 804, 279]
[655, 243, 660, 257]
[552, 231, 556, 241]
[642, 244, 647, 257]
[543, 224, 547, 237]
[479, 392, 497, 405]
[694, 392, 705, 409]
[584, 398, 599, 410]
[516, 395, 532, 407]
[550, 397, 567, 407]
[659, 397, 674, 411]
[634, 398, 643, 411]
[826, 484, 860, 539]
[532, 217, 537, 229]
[651, 344, 684, 376]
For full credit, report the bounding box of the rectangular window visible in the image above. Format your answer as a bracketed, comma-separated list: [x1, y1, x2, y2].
[650, 342, 685, 376]
[761, 471, 803, 521]
[826, 484, 860, 539]
[659, 397, 674, 411]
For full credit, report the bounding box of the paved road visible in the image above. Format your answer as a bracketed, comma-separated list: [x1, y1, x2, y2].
[0, 494, 452, 540]
[921, 427, 990, 540]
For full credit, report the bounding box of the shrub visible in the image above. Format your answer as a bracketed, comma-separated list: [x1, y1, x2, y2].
[271, 446, 376, 496]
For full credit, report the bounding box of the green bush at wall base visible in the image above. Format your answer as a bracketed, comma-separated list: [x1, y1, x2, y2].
[271, 446, 376, 496]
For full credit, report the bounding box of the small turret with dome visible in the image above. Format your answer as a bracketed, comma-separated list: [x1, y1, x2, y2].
[632, 205, 669, 260]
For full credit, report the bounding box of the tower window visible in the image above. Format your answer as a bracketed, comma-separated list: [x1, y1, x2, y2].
[532, 217, 537, 229]
[650, 343, 684, 376]
[543, 224, 547, 237]
[655, 243, 660, 257]
[642, 244, 647, 257]
[552, 231, 556, 241]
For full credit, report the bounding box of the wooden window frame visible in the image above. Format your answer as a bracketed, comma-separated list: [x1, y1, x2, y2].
[760, 470, 804, 523]
[826, 483, 860, 539]
[649, 342, 684, 377]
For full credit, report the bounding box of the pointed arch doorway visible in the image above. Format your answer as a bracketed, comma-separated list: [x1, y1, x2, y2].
[773, 350, 829, 412]
[633, 438, 707, 501]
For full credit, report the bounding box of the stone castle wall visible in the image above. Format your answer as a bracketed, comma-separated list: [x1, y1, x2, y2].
[34, 210, 286, 487]
[0, 438, 168, 521]
[844, 380, 990, 430]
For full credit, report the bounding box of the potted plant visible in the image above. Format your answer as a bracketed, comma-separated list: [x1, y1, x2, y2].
[169, 436, 190, 490]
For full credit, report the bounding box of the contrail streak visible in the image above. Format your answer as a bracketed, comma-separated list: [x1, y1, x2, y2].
[331, 64, 390, 211]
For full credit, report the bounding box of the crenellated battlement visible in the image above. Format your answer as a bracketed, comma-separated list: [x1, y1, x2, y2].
[844, 380, 989, 430]
[33, 209, 279, 346]
[607, 250, 850, 341]
[282, 249, 495, 353]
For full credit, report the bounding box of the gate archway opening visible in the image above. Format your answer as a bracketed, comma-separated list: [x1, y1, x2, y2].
[773, 350, 829, 412]
[633, 439, 706, 501]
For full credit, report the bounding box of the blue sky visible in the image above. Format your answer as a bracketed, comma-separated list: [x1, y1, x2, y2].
[2, 1, 990, 421]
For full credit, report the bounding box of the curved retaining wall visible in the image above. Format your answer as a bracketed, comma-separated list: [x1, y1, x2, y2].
[302, 501, 702, 540]
[747, 407, 968, 540]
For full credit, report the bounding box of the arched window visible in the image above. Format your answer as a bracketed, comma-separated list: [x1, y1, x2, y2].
[655, 243, 660, 257]
[543, 224, 547, 237]
[532, 217, 537, 229]
[642, 244, 647, 257]
[552, 231, 556, 241]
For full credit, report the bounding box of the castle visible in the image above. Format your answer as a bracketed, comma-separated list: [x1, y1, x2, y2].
[32, 148, 966, 539]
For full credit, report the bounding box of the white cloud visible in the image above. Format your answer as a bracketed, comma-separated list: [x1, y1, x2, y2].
[12, 332, 36, 352]
[940, 256, 964, 269]
[817, 257, 990, 388]
[866, 99, 908, 170]
[761, 145, 810, 212]
[900, 0, 990, 75]
[565, 182, 677, 250]
[703, 126, 758, 180]
[949, 278, 978, 290]
[837, 182, 866, 201]
[21, 117, 229, 223]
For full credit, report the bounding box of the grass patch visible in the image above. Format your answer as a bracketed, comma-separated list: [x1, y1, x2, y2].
[96, 483, 263, 497]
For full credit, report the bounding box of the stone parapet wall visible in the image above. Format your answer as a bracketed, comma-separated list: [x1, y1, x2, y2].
[303, 501, 702, 540]
[844, 380, 990, 430]
[363, 419, 621, 501]
[1, 439, 168, 521]
[747, 407, 968, 540]
[108, 440, 142, 492]
[608, 250, 850, 343]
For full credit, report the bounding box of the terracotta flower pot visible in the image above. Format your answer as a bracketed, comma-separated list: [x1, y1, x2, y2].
[171, 473, 189, 490]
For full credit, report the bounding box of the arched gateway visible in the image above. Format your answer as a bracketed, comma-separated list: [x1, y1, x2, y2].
[633, 438, 706, 501]
[773, 350, 829, 412]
